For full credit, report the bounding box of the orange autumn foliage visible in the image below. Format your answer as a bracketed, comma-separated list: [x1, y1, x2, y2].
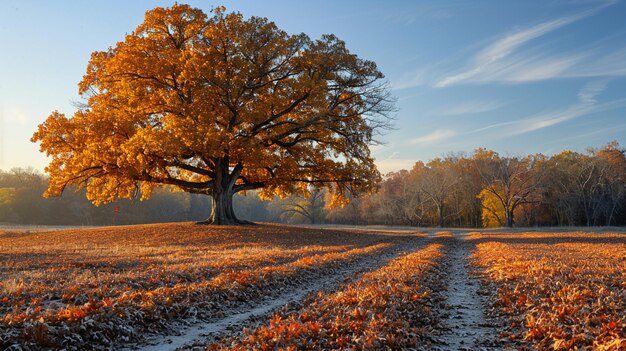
[0, 223, 410, 349]
[471, 232, 626, 351]
[211, 242, 444, 350]
[31, 4, 393, 224]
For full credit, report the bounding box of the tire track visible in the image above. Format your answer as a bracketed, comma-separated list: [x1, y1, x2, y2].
[433, 235, 502, 351]
[124, 236, 425, 351]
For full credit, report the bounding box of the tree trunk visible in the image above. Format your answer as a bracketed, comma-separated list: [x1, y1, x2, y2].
[208, 189, 235, 225]
[196, 159, 253, 225]
[505, 210, 514, 227]
[607, 202, 617, 226]
[438, 205, 444, 228]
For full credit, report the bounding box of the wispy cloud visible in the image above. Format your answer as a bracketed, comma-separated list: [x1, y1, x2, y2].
[547, 121, 626, 146]
[438, 100, 505, 116]
[388, 0, 626, 89]
[418, 80, 623, 144]
[509, 80, 614, 135]
[564, 47, 626, 78]
[372, 146, 414, 173]
[492, 54, 585, 83]
[511, 104, 596, 135]
[410, 129, 457, 145]
[392, 68, 430, 90]
[435, 9, 598, 87]
[468, 79, 625, 137]
[437, 45, 626, 87]
[577, 79, 609, 104]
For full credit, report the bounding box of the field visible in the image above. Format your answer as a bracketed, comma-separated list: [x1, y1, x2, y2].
[1, 224, 625, 350]
[470, 232, 626, 350]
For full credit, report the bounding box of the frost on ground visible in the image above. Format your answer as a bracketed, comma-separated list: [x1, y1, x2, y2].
[130, 239, 426, 351]
[0, 223, 423, 351]
[203, 242, 445, 350]
[471, 231, 626, 350]
[6, 225, 624, 351]
[433, 234, 502, 351]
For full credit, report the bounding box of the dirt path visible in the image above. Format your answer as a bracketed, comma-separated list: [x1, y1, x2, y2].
[125, 239, 424, 351]
[434, 235, 501, 351]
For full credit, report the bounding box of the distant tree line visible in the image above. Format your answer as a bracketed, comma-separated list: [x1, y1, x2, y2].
[0, 168, 211, 225]
[1, 142, 624, 228]
[334, 141, 626, 227]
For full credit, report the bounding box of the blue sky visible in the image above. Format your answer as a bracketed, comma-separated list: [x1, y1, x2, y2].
[1, 0, 625, 173]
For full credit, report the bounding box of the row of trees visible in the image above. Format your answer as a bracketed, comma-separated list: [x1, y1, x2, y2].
[259, 141, 626, 228]
[0, 168, 210, 225]
[2, 142, 624, 227]
[350, 142, 626, 227]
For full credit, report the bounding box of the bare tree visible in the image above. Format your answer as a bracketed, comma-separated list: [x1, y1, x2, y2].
[278, 188, 326, 224]
[596, 142, 626, 226]
[415, 158, 460, 228]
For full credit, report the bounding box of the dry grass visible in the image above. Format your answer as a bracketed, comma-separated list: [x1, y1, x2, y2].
[0, 222, 419, 350]
[211, 242, 445, 350]
[470, 231, 626, 351]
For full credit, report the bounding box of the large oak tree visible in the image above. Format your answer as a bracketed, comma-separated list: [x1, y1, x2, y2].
[32, 5, 393, 224]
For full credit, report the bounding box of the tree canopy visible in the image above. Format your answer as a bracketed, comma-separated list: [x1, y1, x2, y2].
[32, 4, 394, 224]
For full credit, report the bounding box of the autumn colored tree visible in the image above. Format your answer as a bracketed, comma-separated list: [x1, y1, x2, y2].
[0, 187, 17, 222]
[453, 155, 484, 227]
[473, 149, 543, 228]
[477, 185, 505, 227]
[32, 5, 393, 224]
[595, 141, 626, 225]
[325, 189, 365, 225]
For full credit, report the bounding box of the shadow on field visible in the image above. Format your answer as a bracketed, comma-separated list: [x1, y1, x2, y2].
[0, 224, 429, 278]
[466, 234, 626, 246]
